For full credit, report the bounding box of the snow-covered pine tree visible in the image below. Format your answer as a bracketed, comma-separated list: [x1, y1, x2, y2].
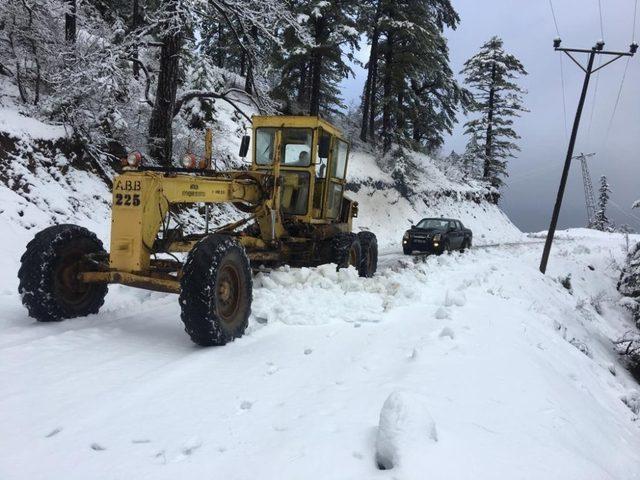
[271, 0, 361, 116]
[593, 175, 612, 231]
[145, 0, 305, 165]
[359, 0, 465, 154]
[461, 36, 528, 196]
[460, 133, 484, 179]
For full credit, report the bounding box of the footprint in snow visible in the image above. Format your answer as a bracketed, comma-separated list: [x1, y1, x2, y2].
[240, 400, 253, 410]
[181, 437, 202, 456]
[439, 327, 455, 340]
[45, 427, 62, 438]
[304, 348, 313, 355]
[444, 290, 466, 307]
[434, 307, 450, 320]
[90, 443, 106, 451]
[170, 437, 203, 462]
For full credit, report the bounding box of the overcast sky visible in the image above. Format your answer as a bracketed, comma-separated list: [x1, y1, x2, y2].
[341, 0, 640, 232]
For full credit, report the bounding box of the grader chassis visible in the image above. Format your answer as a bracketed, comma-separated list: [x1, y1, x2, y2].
[18, 116, 378, 346]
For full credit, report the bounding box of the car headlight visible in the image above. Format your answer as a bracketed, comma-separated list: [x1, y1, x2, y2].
[403, 232, 410, 240]
[433, 234, 441, 241]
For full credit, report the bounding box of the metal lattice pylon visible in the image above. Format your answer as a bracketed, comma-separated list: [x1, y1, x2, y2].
[575, 152, 597, 227]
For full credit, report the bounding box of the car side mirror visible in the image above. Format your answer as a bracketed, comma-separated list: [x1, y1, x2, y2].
[239, 135, 250, 158]
[318, 136, 330, 159]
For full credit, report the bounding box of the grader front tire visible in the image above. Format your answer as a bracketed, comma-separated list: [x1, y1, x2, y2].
[18, 224, 108, 322]
[179, 234, 252, 346]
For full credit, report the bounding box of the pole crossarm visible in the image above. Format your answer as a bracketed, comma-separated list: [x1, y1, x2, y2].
[539, 40, 636, 274]
[556, 46, 633, 73]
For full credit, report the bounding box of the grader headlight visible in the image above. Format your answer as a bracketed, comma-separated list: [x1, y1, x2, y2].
[122, 151, 142, 168]
[182, 153, 197, 169]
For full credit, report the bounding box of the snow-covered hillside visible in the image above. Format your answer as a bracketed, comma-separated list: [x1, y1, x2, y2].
[2, 104, 640, 480]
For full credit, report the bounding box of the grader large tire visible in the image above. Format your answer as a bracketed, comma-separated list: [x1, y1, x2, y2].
[357, 231, 378, 278]
[18, 224, 108, 322]
[179, 234, 252, 346]
[331, 232, 362, 272]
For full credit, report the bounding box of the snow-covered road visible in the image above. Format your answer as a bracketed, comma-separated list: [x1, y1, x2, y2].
[1, 230, 640, 479]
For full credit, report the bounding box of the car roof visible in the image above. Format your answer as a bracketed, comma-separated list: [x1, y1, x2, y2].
[420, 218, 455, 222]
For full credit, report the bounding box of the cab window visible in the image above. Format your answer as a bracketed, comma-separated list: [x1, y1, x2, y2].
[330, 139, 348, 179]
[281, 129, 313, 167]
[326, 183, 343, 219]
[255, 128, 276, 165]
[281, 172, 310, 215]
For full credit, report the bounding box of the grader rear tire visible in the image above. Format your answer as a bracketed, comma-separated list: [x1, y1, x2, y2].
[357, 231, 378, 278]
[18, 224, 108, 322]
[331, 233, 362, 272]
[179, 234, 252, 346]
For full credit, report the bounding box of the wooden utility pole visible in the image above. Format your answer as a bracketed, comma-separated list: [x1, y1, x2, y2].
[539, 39, 637, 274]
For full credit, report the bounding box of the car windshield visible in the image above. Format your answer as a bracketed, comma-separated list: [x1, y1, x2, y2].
[416, 219, 449, 229]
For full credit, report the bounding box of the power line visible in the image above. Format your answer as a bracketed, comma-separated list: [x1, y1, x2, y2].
[609, 198, 640, 225]
[548, 0, 568, 139]
[603, 56, 631, 147]
[586, 58, 601, 146]
[549, 0, 561, 37]
[598, 0, 605, 40]
[633, 0, 638, 42]
[559, 56, 569, 140]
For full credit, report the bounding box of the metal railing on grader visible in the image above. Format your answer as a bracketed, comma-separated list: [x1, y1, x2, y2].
[18, 116, 378, 346]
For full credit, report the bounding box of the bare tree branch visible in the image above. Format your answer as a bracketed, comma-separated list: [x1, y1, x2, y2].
[173, 89, 252, 122]
[127, 57, 153, 106]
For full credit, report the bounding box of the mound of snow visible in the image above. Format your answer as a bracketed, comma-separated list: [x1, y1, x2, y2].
[375, 390, 438, 471]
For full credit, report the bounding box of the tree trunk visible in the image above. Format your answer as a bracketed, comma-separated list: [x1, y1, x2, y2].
[483, 63, 496, 180]
[216, 23, 225, 68]
[65, 0, 76, 44]
[396, 77, 405, 132]
[243, 26, 257, 94]
[297, 61, 308, 106]
[240, 48, 246, 77]
[309, 49, 322, 116]
[360, 2, 381, 142]
[131, 0, 141, 79]
[148, 28, 182, 166]
[368, 54, 379, 141]
[382, 31, 395, 154]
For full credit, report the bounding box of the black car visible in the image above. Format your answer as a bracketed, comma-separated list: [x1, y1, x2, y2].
[402, 218, 472, 255]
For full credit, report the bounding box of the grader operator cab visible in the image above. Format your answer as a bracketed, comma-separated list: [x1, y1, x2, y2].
[18, 116, 378, 346]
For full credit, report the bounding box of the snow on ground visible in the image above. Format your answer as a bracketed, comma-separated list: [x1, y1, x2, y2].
[0, 106, 68, 141]
[1, 230, 640, 480]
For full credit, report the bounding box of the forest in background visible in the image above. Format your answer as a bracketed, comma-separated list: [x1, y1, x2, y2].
[0, 0, 530, 200]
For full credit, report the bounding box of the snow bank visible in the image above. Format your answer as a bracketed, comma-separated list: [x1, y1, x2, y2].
[0, 107, 67, 140]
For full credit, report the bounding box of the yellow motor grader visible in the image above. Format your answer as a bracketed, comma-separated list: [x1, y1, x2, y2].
[18, 116, 378, 346]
